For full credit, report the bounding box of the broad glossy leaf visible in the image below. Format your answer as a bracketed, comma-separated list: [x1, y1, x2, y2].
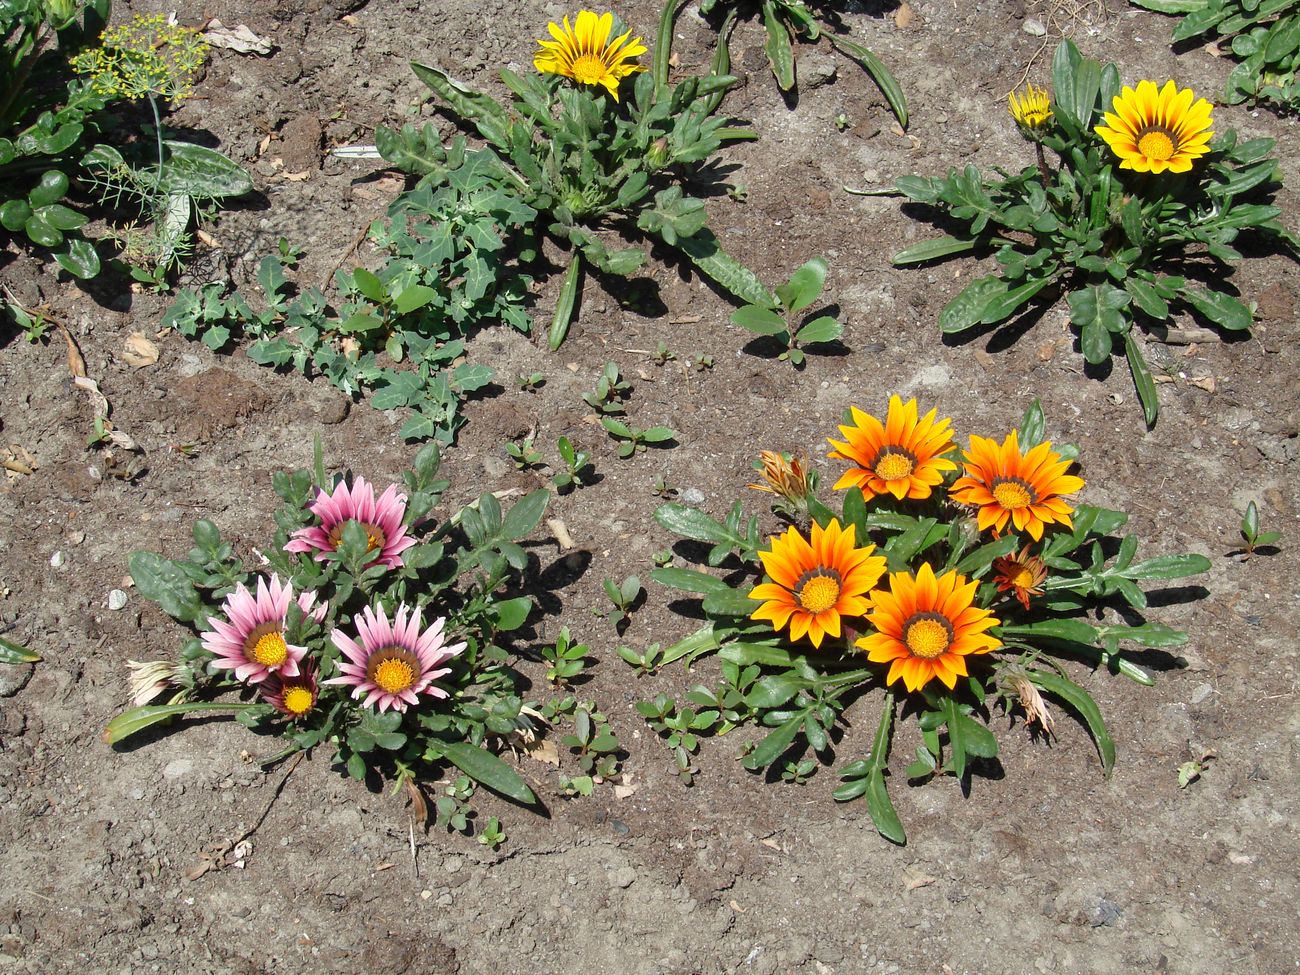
[438, 741, 537, 805]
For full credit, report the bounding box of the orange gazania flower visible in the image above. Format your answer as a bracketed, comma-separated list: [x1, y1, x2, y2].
[749, 518, 886, 649]
[950, 431, 1084, 542]
[857, 563, 1001, 692]
[827, 395, 957, 501]
[992, 545, 1048, 610]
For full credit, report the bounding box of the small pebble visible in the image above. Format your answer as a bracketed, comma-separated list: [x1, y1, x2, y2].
[681, 487, 706, 505]
[1023, 18, 1047, 36]
[1190, 683, 1215, 705]
[50, 551, 65, 569]
[107, 589, 128, 611]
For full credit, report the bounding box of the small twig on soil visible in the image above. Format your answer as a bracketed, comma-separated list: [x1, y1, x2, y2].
[2, 458, 34, 476]
[319, 223, 374, 292]
[1150, 326, 1219, 346]
[237, 750, 305, 847]
[186, 752, 304, 881]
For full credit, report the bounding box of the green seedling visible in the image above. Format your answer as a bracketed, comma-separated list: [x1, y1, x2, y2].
[505, 435, 544, 471]
[616, 642, 664, 676]
[730, 256, 842, 366]
[541, 627, 590, 685]
[651, 341, 676, 366]
[1239, 500, 1281, 557]
[435, 775, 476, 833]
[635, 693, 718, 785]
[583, 361, 632, 415]
[516, 371, 545, 391]
[1178, 749, 1216, 789]
[552, 436, 594, 493]
[477, 816, 506, 849]
[561, 706, 621, 779]
[781, 758, 817, 784]
[601, 418, 676, 457]
[601, 575, 643, 631]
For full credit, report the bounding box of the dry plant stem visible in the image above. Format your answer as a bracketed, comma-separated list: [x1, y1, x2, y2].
[319, 222, 373, 292]
[1035, 142, 1051, 185]
[3, 458, 34, 475]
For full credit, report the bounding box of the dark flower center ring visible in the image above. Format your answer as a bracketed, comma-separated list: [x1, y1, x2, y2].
[1136, 124, 1179, 162]
[902, 612, 955, 660]
[991, 475, 1038, 511]
[367, 646, 420, 695]
[795, 567, 842, 614]
[872, 445, 917, 482]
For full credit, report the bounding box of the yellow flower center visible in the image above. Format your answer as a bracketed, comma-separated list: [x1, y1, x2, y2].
[282, 686, 314, 715]
[244, 623, 288, 667]
[327, 520, 386, 554]
[367, 648, 419, 695]
[903, 613, 954, 660]
[873, 446, 916, 482]
[1009, 565, 1037, 589]
[991, 476, 1037, 510]
[796, 568, 842, 614]
[570, 53, 610, 86]
[1137, 126, 1176, 162]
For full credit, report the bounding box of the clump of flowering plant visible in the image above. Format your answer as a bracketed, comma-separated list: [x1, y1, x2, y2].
[109, 444, 562, 829]
[638, 396, 1210, 843]
[886, 39, 1297, 426]
[382, 5, 774, 350]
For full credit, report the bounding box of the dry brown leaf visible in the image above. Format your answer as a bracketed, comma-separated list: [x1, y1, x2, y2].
[895, 3, 914, 28]
[524, 737, 561, 767]
[548, 518, 575, 551]
[202, 19, 274, 55]
[1189, 376, 1217, 393]
[903, 866, 937, 890]
[729, 899, 746, 914]
[403, 778, 429, 825]
[58, 324, 87, 378]
[123, 331, 159, 368]
[612, 782, 638, 800]
[760, 837, 782, 851]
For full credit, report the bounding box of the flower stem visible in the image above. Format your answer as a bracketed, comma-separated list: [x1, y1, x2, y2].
[1034, 141, 1051, 186]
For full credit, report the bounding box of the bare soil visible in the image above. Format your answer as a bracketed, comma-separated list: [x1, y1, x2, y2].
[1, 1, 1297, 973]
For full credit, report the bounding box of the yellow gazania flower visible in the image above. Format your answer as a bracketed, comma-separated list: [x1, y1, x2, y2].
[950, 431, 1085, 542]
[533, 10, 647, 101]
[1094, 79, 1214, 175]
[992, 544, 1048, 610]
[749, 518, 887, 649]
[827, 395, 958, 502]
[857, 563, 1001, 693]
[1008, 83, 1053, 134]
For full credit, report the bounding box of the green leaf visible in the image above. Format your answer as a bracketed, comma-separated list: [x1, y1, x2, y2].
[892, 236, 978, 265]
[731, 304, 788, 336]
[437, 741, 537, 805]
[829, 36, 908, 128]
[762, 1, 795, 90]
[776, 257, 828, 314]
[953, 534, 1020, 576]
[1000, 619, 1099, 645]
[650, 567, 731, 594]
[938, 274, 1043, 333]
[0, 636, 40, 664]
[795, 316, 842, 346]
[54, 237, 100, 279]
[743, 714, 803, 770]
[492, 596, 533, 632]
[159, 142, 253, 200]
[1124, 553, 1212, 579]
[500, 489, 549, 541]
[678, 229, 775, 308]
[745, 674, 806, 709]
[104, 702, 262, 745]
[129, 552, 205, 624]
[393, 284, 437, 315]
[410, 62, 511, 147]
[718, 642, 797, 667]
[702, 589, 760, 618]
[1125, 277, 1169, 320]
[1180, 287, 1252, 332]
[837, 691, 906, 845]
[944, 698, 998, 782]
[1124, 332, 1160, 428]
[548, 254, 583, 351]
[1026, 669, 1115, 775]
[655, 503, 733, 544]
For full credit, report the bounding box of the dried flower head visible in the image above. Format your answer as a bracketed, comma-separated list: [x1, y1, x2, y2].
[126, 658, 189, 707]
[1004, 671, 1056, 734]
[748, 450, 812, 507]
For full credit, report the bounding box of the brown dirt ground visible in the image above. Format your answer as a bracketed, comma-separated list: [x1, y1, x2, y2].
[1, 1, 1297, 973]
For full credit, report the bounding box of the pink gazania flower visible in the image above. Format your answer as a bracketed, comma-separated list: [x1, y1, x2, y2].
[285, 476, 416, 571]
[260, 659, 320, 719]
[202, 574, 325, 684]
[324, 603, 465, 713]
